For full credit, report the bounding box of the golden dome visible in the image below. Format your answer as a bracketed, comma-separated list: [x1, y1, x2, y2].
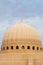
[2, 22, 41, 46]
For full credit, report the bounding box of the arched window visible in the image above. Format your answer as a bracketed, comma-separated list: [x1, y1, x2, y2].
[27, 46, 30, 49]
[3, 47, 5, 50]
[21, 46, 25, 49]
[40, 48, 42, 50]
[6, 46, 9, 50]
[37, 47, 39, 50]
[11, 46, 13, 50]
[16, 46, 19, 49]
[32, 46, 35, 50]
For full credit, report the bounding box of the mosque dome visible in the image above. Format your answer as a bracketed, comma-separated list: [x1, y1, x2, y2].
[0, 21, 43, 65]
[1, 22, 42, 52]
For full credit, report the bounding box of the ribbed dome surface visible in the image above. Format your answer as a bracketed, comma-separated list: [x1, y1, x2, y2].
[2, 22, 41, 45]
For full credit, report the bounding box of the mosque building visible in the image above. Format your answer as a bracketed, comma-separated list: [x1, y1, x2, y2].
[0, 20, 43, 65]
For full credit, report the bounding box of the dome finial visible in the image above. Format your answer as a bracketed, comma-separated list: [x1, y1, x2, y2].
[20, 8, 24, 23]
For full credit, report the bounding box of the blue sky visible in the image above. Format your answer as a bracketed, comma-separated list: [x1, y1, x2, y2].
[0, 0, 43, 47]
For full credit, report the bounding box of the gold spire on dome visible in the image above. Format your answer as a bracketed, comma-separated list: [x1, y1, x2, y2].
[20, 14, 23, 23]
[20, 8, 24, 23]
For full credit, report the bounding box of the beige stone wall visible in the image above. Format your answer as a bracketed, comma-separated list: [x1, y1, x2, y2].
[0, 51, 43, 65]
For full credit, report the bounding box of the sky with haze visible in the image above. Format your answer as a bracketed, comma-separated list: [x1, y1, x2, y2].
[0, 0, 43, 47]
